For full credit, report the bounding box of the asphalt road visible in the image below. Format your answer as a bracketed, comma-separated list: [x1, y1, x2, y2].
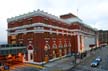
[11, 66, 40, 71]
[68, 46, 108, 71]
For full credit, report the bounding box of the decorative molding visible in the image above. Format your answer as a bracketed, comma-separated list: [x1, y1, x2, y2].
[8, 29, 95, 37]
[8, 23, 96, 36]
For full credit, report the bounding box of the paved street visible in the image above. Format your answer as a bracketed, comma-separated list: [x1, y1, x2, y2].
[11, 66, 40, 71]
[68, 46, 108, 71]
[10, 63, 44, 71]
[44, 56, 74, 71]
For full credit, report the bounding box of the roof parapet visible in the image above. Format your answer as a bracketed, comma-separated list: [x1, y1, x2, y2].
[7, 9, 69, 24]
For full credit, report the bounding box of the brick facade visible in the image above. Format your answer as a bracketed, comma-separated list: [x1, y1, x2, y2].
[7, 10, 97, 63]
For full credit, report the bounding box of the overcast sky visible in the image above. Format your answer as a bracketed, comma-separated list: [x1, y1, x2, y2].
[0, 0, 108, 43]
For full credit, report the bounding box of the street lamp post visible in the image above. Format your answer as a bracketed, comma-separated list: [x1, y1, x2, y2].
[73, 53, 77, 65]
[41, 48, 44, 66]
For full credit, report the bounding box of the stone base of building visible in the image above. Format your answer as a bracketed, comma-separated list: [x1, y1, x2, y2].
[24, 55, 69, 65]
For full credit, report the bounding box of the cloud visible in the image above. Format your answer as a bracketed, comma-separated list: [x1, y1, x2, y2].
[0, 0, 108, 42]
[97, 1, 108, 14]
[0, 19, 7, 42]
[0, 0, 36, 42]
[95, 21, 108, 30]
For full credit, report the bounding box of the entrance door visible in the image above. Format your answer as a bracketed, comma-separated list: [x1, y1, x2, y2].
[28, 50, 33, 62]
[27, 44, 34, 62]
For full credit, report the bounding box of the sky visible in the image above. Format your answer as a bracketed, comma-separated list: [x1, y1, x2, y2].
[0, 0, 108, 43]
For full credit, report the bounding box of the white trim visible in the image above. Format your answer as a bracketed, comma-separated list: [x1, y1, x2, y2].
[8, 23, 96, 36]
[25, 55, 67, 64]
[62, 55, 67, 58]
[8, 23, 69, 31]
[49, 55, 67, 62]
[49, 58, 60, 62]
[25, 61, 46, 65]
[8, 29, 95, 36]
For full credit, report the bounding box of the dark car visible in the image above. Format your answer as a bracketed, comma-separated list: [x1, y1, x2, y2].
[91, 60, 99, 67]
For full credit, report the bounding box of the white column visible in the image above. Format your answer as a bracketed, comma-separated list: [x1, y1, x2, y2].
[82, 35, 84, 52]
[28, 50, 33, 62]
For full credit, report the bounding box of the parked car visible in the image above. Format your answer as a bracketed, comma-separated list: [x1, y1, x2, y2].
[91, 60, 99, 67]
[95, 57, 102, 62]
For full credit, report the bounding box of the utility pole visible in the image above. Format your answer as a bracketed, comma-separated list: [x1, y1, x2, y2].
[77, 8, 79, 17]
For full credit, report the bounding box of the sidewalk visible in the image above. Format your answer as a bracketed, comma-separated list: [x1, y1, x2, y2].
[44, 56, 75, 71]
[43, 52, 96, 71]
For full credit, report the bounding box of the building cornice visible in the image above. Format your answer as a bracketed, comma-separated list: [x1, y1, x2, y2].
[7, 9, 70, 24]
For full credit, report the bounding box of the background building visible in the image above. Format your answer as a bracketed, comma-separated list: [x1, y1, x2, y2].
[0, 44, 27, 65]
[7, 10, 98, 64]
[98, 30, 108, 46]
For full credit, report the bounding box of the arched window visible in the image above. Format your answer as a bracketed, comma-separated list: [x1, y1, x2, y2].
[64, 41, 67, 48]
[44, 41, 50, 51]
[45, 44, 50, 49]
[52, 44, 57, 49]
[59, 41, 63, 48]
[52, 41, 57, 49]
[68, 41, 71, 47]
[44, 43, 50, 55]
[28, 44, 33, 50]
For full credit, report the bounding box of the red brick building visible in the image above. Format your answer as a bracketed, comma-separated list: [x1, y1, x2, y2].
[7, 10, 98, 64]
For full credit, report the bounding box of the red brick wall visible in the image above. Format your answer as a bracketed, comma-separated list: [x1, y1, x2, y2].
[8, 16, 69, 29]
[69, 22, 80, 29]
[7, 15, 96, 62]
[71, 35, 78, 53]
